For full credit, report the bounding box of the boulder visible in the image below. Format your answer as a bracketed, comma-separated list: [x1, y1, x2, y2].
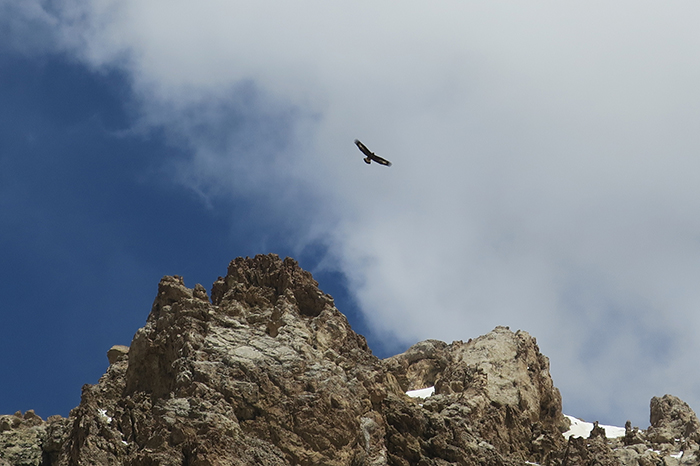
[106, 345, 129, 365]
[647, 394, 700, 444]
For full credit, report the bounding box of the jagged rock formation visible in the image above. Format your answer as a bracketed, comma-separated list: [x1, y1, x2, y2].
[559, 394, 700, 466]
[1, 254, 699, 465]
[383, 329, 567, 465]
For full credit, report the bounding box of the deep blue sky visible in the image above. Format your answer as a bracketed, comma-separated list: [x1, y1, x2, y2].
[0, 51, 388, 419]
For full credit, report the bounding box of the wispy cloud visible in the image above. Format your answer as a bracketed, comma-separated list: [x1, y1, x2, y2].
[16, 0, 700, 425]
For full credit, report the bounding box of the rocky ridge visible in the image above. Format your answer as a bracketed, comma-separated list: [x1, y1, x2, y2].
[1, 254, 698, 465]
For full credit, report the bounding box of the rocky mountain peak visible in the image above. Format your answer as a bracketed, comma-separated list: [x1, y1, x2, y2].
[211, 255, 334, 316]
[2, 254, 699, 465]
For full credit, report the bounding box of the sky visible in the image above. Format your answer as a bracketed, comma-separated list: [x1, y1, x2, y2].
[2, 1, 700, 428]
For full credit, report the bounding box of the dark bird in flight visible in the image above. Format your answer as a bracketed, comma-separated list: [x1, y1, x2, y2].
[355, 139, 392, 166]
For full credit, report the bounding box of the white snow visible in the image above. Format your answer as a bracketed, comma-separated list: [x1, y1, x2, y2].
[671, 451, 683, 459]
[97, 408, 112, 424]
[562, 415, 625, 439]
[406, 386, 435, 399]
[402, 397, 629, 443]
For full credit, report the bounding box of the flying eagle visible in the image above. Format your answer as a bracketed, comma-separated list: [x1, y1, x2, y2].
[355, 139, 392, 166]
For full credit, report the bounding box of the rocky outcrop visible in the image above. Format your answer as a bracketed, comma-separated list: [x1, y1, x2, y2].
[558, 395, 700, 466]
[1, 254, 698, 466]
[0, 411, 45, 466]
[384, 328, 568, 465]
[0, 410, 69, 466]
[647, 394, 700, 444]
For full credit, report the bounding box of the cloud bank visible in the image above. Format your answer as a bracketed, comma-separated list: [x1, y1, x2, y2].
[13, 0, 700, 425]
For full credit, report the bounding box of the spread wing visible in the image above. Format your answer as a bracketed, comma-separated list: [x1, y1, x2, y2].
[354, 139, 392, 167]
[371, 154, 392, 166]
[354, 139, 373, 157]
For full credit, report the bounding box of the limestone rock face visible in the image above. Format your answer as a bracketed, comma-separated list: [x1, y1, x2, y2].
[384, 327, 567, 464]
[1, 254, 699, 466]
[0, 411, 46, 466]
[0, 409, 69, 466]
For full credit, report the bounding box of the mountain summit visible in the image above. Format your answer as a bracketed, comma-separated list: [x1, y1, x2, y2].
[1, 254, 698, 465]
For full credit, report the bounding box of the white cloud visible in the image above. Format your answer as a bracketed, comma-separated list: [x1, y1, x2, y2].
[23, 0, 700, 425]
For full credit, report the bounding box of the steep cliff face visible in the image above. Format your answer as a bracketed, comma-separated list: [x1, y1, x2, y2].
[1, 254, 698, 466]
